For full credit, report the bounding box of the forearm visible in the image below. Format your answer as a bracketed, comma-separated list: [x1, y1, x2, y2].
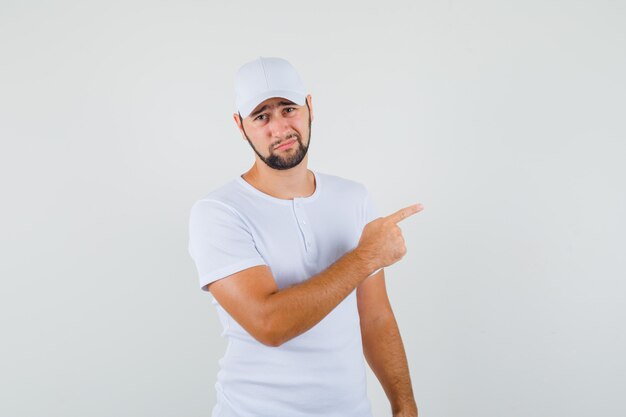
[265, 248, 375, 346]
[361, 315, 418, 416]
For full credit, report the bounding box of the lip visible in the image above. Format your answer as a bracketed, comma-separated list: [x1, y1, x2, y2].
[275, 139, 296, 150]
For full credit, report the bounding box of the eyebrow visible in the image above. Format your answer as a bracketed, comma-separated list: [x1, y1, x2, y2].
[249, 100, 297, 118]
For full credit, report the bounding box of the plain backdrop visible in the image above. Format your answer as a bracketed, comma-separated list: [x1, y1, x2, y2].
[1, 1, 625, 416]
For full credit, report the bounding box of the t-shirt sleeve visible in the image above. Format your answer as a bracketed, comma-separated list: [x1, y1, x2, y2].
[362, 186, 383, 278]
[188, 199, 267, 291]
[364, 186, 381, 225]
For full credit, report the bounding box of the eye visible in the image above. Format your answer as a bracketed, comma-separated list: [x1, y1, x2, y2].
[285, 107, 296, 113]
[254, 114, 267, 121]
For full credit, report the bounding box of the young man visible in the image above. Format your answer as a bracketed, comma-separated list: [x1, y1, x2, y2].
[188, 56, 422, 417]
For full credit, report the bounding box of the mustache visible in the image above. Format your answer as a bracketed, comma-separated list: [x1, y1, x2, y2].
[273, 134, 299, 149]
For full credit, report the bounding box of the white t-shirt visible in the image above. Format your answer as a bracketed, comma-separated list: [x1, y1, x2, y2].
[188, 169, 382, 417]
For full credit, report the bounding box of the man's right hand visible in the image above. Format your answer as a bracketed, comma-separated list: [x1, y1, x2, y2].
[356, 203, 424, 271]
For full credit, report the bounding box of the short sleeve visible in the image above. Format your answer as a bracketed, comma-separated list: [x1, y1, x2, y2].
[364, 186, 381, 225]
[188, 199, 267, 291]
[362, 187, 383, 278]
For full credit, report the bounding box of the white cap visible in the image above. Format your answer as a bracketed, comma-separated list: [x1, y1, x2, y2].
[234, 56, 307, 118]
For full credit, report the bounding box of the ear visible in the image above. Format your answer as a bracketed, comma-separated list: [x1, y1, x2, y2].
[306, 94, 314, 122]
[233, 112, 246, 139]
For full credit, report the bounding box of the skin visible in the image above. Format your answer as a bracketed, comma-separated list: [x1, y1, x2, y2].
[209, 94, 420, 416]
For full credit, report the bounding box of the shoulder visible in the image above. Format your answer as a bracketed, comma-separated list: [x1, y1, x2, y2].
[189, 179, 246, 223]
[315, 170, 369, 200]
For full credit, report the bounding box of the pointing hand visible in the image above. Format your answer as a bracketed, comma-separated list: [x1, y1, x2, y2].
[356, 203, 424, 271]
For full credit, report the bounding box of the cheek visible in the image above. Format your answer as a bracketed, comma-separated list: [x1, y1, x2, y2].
[297, 119, 309, 134]
[252, 128, 272, 141]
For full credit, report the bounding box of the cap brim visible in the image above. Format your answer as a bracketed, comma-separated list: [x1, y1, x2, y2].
[239, 90, 306, 118]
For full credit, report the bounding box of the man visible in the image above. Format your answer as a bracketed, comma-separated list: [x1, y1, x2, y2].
[188, 56, 422, 417]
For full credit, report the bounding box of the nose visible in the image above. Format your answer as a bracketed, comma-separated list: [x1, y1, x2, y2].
[268, 113, 293, 139]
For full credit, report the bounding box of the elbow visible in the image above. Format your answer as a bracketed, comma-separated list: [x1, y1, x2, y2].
[259, 334, 283, 348]
[255, 312, 285, 348]
[250, 326, 282, 347]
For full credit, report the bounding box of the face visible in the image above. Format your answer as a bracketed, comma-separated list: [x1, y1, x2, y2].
[234, 95, 313, 170]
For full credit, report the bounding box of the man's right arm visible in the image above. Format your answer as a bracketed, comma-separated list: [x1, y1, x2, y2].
[207, 203, 422, 347]
[207, 247, 375, 347]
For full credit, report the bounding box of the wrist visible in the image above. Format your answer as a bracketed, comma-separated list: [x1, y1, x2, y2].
[351, 246, 377, 277]
[392, 401, 418, 417]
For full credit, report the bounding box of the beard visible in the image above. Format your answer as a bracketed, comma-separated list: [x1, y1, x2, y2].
[243, 110, 312, 171]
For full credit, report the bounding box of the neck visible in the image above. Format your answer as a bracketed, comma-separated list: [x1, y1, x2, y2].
[242, 157, 315, 200]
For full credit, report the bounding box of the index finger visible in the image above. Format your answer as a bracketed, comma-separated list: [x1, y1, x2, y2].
[385, 203, 424, 224]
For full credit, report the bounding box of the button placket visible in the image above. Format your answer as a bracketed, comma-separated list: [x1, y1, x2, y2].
[293, 198, 313, 252]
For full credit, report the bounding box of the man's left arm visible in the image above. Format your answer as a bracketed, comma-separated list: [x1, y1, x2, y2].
[357, 269, 418, 417]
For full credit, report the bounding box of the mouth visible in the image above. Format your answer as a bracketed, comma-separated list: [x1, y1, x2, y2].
[275, 139, 297, 150]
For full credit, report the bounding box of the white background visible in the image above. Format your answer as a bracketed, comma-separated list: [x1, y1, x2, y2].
[1, 1, 625, 416]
